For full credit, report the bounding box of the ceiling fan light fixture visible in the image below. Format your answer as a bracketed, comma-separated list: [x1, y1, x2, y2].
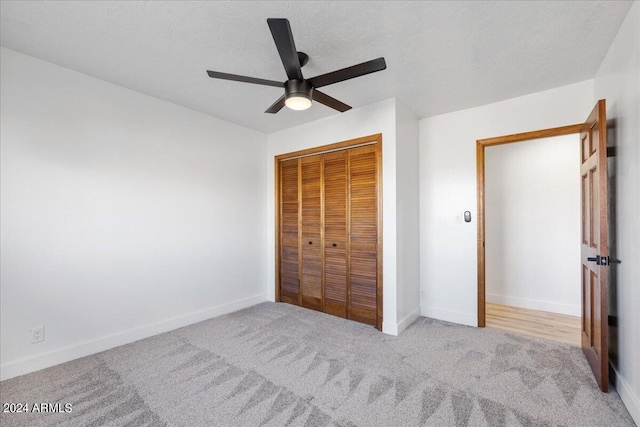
[285, 96, 312, 110]
[284, 79, 313, 111]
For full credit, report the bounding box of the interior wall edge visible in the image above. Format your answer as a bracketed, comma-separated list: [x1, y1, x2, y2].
[383, 303, 420, 336]
[0, 293, 268, 381]
[612, 366, 640, 425]
[395, 307, 421, 336]
[394, 100, 421, 326]
[593, 2, 639, 422]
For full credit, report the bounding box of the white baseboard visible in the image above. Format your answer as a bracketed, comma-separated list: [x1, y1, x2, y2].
[397, 308, 421, 335]
[486, 293, 580, 317]
[382, 308, 421, 336]
[382, 321, 398, 335]
[420, 305, 476, 327]
[0, 293, 268, 381]
[612, 366, 640, 425]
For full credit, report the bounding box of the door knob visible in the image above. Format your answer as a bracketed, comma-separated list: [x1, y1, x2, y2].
[308, 241, 312, 245]
[332, 243, 337, 247]
[587, 255, 618, 266]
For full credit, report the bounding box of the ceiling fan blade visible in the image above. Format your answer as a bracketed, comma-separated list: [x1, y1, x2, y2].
[265, 95, 286, 114]
[206, 70, 283, 88]
[267, 18, 304, 81]
[308, 57, 386, 88]
[312, 90, 351, 112]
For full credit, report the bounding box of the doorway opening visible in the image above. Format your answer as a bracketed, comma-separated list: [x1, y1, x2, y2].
[476, 124, 583, 345]
[477, 101, 610, 392]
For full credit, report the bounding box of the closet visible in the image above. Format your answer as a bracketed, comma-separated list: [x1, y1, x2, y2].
[275, 135, 382, 329]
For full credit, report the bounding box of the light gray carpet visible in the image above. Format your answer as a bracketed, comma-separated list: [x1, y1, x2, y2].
[0, 302, 634, 427]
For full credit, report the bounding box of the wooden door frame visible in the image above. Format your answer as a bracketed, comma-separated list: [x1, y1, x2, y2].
[476, 124, 583, 327]
[274, 133, 384, 330]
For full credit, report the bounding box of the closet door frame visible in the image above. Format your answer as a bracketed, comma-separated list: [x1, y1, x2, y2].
[274, 134, 383, 330]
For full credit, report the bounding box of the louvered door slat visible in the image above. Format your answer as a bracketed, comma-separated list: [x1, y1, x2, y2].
[301, 155, 322, 311]
[323, 150, 348, 318]
[348, 145, 378, 325]
[279, 159, 300, 303]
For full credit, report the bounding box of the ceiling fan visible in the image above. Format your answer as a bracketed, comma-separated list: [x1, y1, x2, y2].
[206, 18, 387, 114]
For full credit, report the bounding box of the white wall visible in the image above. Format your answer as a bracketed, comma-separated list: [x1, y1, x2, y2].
[485, 135, 581, 316]
[0, 48, 268, 380]
[594, 2, 640, 423]
[419, 79, 594, 326]
[266, 99, 401, 334]
[395, 101, 421, 329]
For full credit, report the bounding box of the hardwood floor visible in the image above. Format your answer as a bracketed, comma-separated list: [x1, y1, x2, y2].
[486, 302, 581, 346]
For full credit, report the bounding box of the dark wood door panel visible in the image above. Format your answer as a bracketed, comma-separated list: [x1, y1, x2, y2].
[580, 100, 609, 392]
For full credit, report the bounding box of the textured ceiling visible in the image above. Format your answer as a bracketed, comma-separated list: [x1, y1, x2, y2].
[0, 1, 633, 133]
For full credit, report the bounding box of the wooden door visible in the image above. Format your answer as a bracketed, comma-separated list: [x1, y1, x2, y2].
[275, 134, 383, 330]
[300, 155, 323, 311]
[580, 99, 609, 392]
[323, 151, 348, 318]
[348, 145, 379, 326]
[279, 159, 300, 304]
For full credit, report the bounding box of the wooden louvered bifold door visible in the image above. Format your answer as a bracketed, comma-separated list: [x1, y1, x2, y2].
[277, 136, 381, 329]
[300, 155, 323, 311]
[348, 145, 378, 326]
[323, 151, 348, 318]
[279, 159, 300, 304]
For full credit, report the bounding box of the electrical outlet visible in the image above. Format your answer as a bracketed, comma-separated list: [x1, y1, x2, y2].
[31, 326, 44, 344]
[420, 290, 426, 299]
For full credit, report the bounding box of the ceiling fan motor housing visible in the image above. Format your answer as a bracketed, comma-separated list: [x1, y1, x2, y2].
[285, 79, 313, 101]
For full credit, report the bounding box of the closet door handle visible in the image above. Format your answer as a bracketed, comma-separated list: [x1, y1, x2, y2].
[308, 241, 313, 245]
[332, 243, 337, 247]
